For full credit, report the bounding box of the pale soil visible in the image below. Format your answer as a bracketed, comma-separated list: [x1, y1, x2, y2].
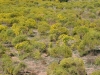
[23, 53, 60, 75]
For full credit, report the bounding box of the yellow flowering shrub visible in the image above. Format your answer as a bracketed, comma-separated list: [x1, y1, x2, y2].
[12, 24, 28, 36]
[0, 25, 7, 32]
[15, 41, 29, 50]
[25, 18, 36, 28]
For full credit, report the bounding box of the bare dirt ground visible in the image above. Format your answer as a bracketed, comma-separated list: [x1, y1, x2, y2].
[23, 53, 60, 75]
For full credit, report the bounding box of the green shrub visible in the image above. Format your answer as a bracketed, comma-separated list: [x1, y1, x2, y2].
[5, 29, 15, 37]
[9, 12, 20, 18]
[60, 57, 84, 68]
[73, 26, 89, 40]
[47, 57, 86, 75]
[91, 70, 100, 75]
[25, 18, 36, 29]
[0, 25, 7, 32]
[48, 44, 72, 58]
[33, 50, 41, 59]
[10, 18, 19, 25]
[0, 44, 6, 56]
[0, 29, 15, 43]
[31, 41, 46, 53]
[48, 47, 59, 57]
[15, 41, 30, 51]
[1, 54, 14, 74]
[89, 13, 96, 19]
[50, 23, 68, 35]
[95, 56, 100, 65]
[94, 2, 100, 7]
[58, 34, 74, 45]
[50, 23, 68, 41]
[60, 58, 86, 75]
[12, 35, 27, 45]
[1, 54, 26, 75]
[53, 66, 68, 75]
[38, 21, 50, 34]
[49, 34, 58, 42]
[78, 30, 100, 56]
[12, 23, 28, 35]
[57, 14, 67, 23]
[19, 53, 30, 60]
[59, 44, 72, 58]
[47, 62, 59, 75]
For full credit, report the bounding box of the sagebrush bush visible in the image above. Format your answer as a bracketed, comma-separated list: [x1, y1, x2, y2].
[12, 23, 28, 35]
[0, 29, 15, 43]
[78, 30, 100, 56]
[47, 57, 86, 75]
[91, 70, 100, 75]
[50, 23, 68, 41]
[1, 54, 26, 75]
[0, 25, 7, 32]
[25, 18, 36, 29]
[60, 57, 84, 68]
[31, 41, 46, 53]
[95, 56, 100, 65]
[38, 21, 50, 34]
[33, 50, 41, 59]
[48, 44, 72, 58]
[0, 44, 6, 56]
[15, 41, 29, 50]
[12, 35, 27, 45]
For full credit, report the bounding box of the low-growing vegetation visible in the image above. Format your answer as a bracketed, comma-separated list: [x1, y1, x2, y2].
[0, 0, 100, 75]
[47, 57, 86, 75]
